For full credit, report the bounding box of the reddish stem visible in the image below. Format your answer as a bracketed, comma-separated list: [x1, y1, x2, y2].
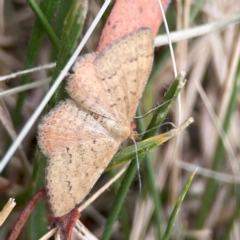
[7, 188, 47, 240]
[54, 207, 81, 240]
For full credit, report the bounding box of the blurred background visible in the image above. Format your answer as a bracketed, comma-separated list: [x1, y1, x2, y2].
[0, 0, 240, 239]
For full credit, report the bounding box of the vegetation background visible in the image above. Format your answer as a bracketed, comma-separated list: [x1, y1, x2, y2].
[0, 0, 240, 239]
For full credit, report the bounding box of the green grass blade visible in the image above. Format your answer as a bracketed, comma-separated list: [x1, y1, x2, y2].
[110, 169, 131, 239]
[161, 169, 197, 240]
[102, 155, 142, 240]
[136, 107, 162, 239]
[222, 187, 240, 240]
[48, 0, 88, 108]
[28, 151, 48, 239]
[190, 0, 206, 23]
[143, 72, 186, 140]
[144, 153, 163, 238]
[12, 0, 58, 128]
[26, 0, 60, 49]
[50, 1, 75, 59]
[107, 118, 193, 170]
[101, 75, 188, 240]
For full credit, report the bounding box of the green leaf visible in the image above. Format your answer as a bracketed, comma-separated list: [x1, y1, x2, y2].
[13, 0, 58, 128]
[26, 0, 60, 49]
[143, 72, 186, 140]
[161, 169, 197, 240]
[48, 0, 88, 110]
[107, 117, 194, 170]
[101, 74, 189, 240]
[28, 150, 48, 239]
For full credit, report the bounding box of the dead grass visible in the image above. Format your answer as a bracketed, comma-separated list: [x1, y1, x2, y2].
[0, 0, 240, 239]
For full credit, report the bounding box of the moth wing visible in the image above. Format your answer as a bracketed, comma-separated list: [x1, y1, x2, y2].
[38, 100, 115, 156]
[67, 28, 154, 125]
[94, 28, 154, 124]
[66, 54, 118, 120]
[38, 100, 121, 217]
[46, 138, 119, 217]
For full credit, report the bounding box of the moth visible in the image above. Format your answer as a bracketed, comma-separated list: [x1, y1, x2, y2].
[38, 27, 154, 217]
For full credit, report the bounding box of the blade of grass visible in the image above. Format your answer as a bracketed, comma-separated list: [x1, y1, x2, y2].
[136, 107, 162, 239]
[50, 1, 75, 59]
[48, 0, 88, 108]
[144, 72, 186, 139]
[139, 50, 183, 239]
[222, 188, 240, 240]
[26, 0, 60, 49]
[28, 150, 48, 240]
[190, 0, 206, 23]
[161, 169, 197, 240]
[107, 73, 186, 170]
[144, 153, 163, 238]
[110, 169, 131, 240]
[107, 117, 193, 170]
[12, 0, 58, 128]
[101, 75, 187, 240]
[0, 79, 50, 98]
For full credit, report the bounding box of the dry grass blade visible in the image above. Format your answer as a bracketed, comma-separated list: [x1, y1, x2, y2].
[0, 198, 16, 227]
[1, 0, 240, 239]
[0, 78, 50, 98]
[0, 100, 31, 175]
[78, 164, 129, 213]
